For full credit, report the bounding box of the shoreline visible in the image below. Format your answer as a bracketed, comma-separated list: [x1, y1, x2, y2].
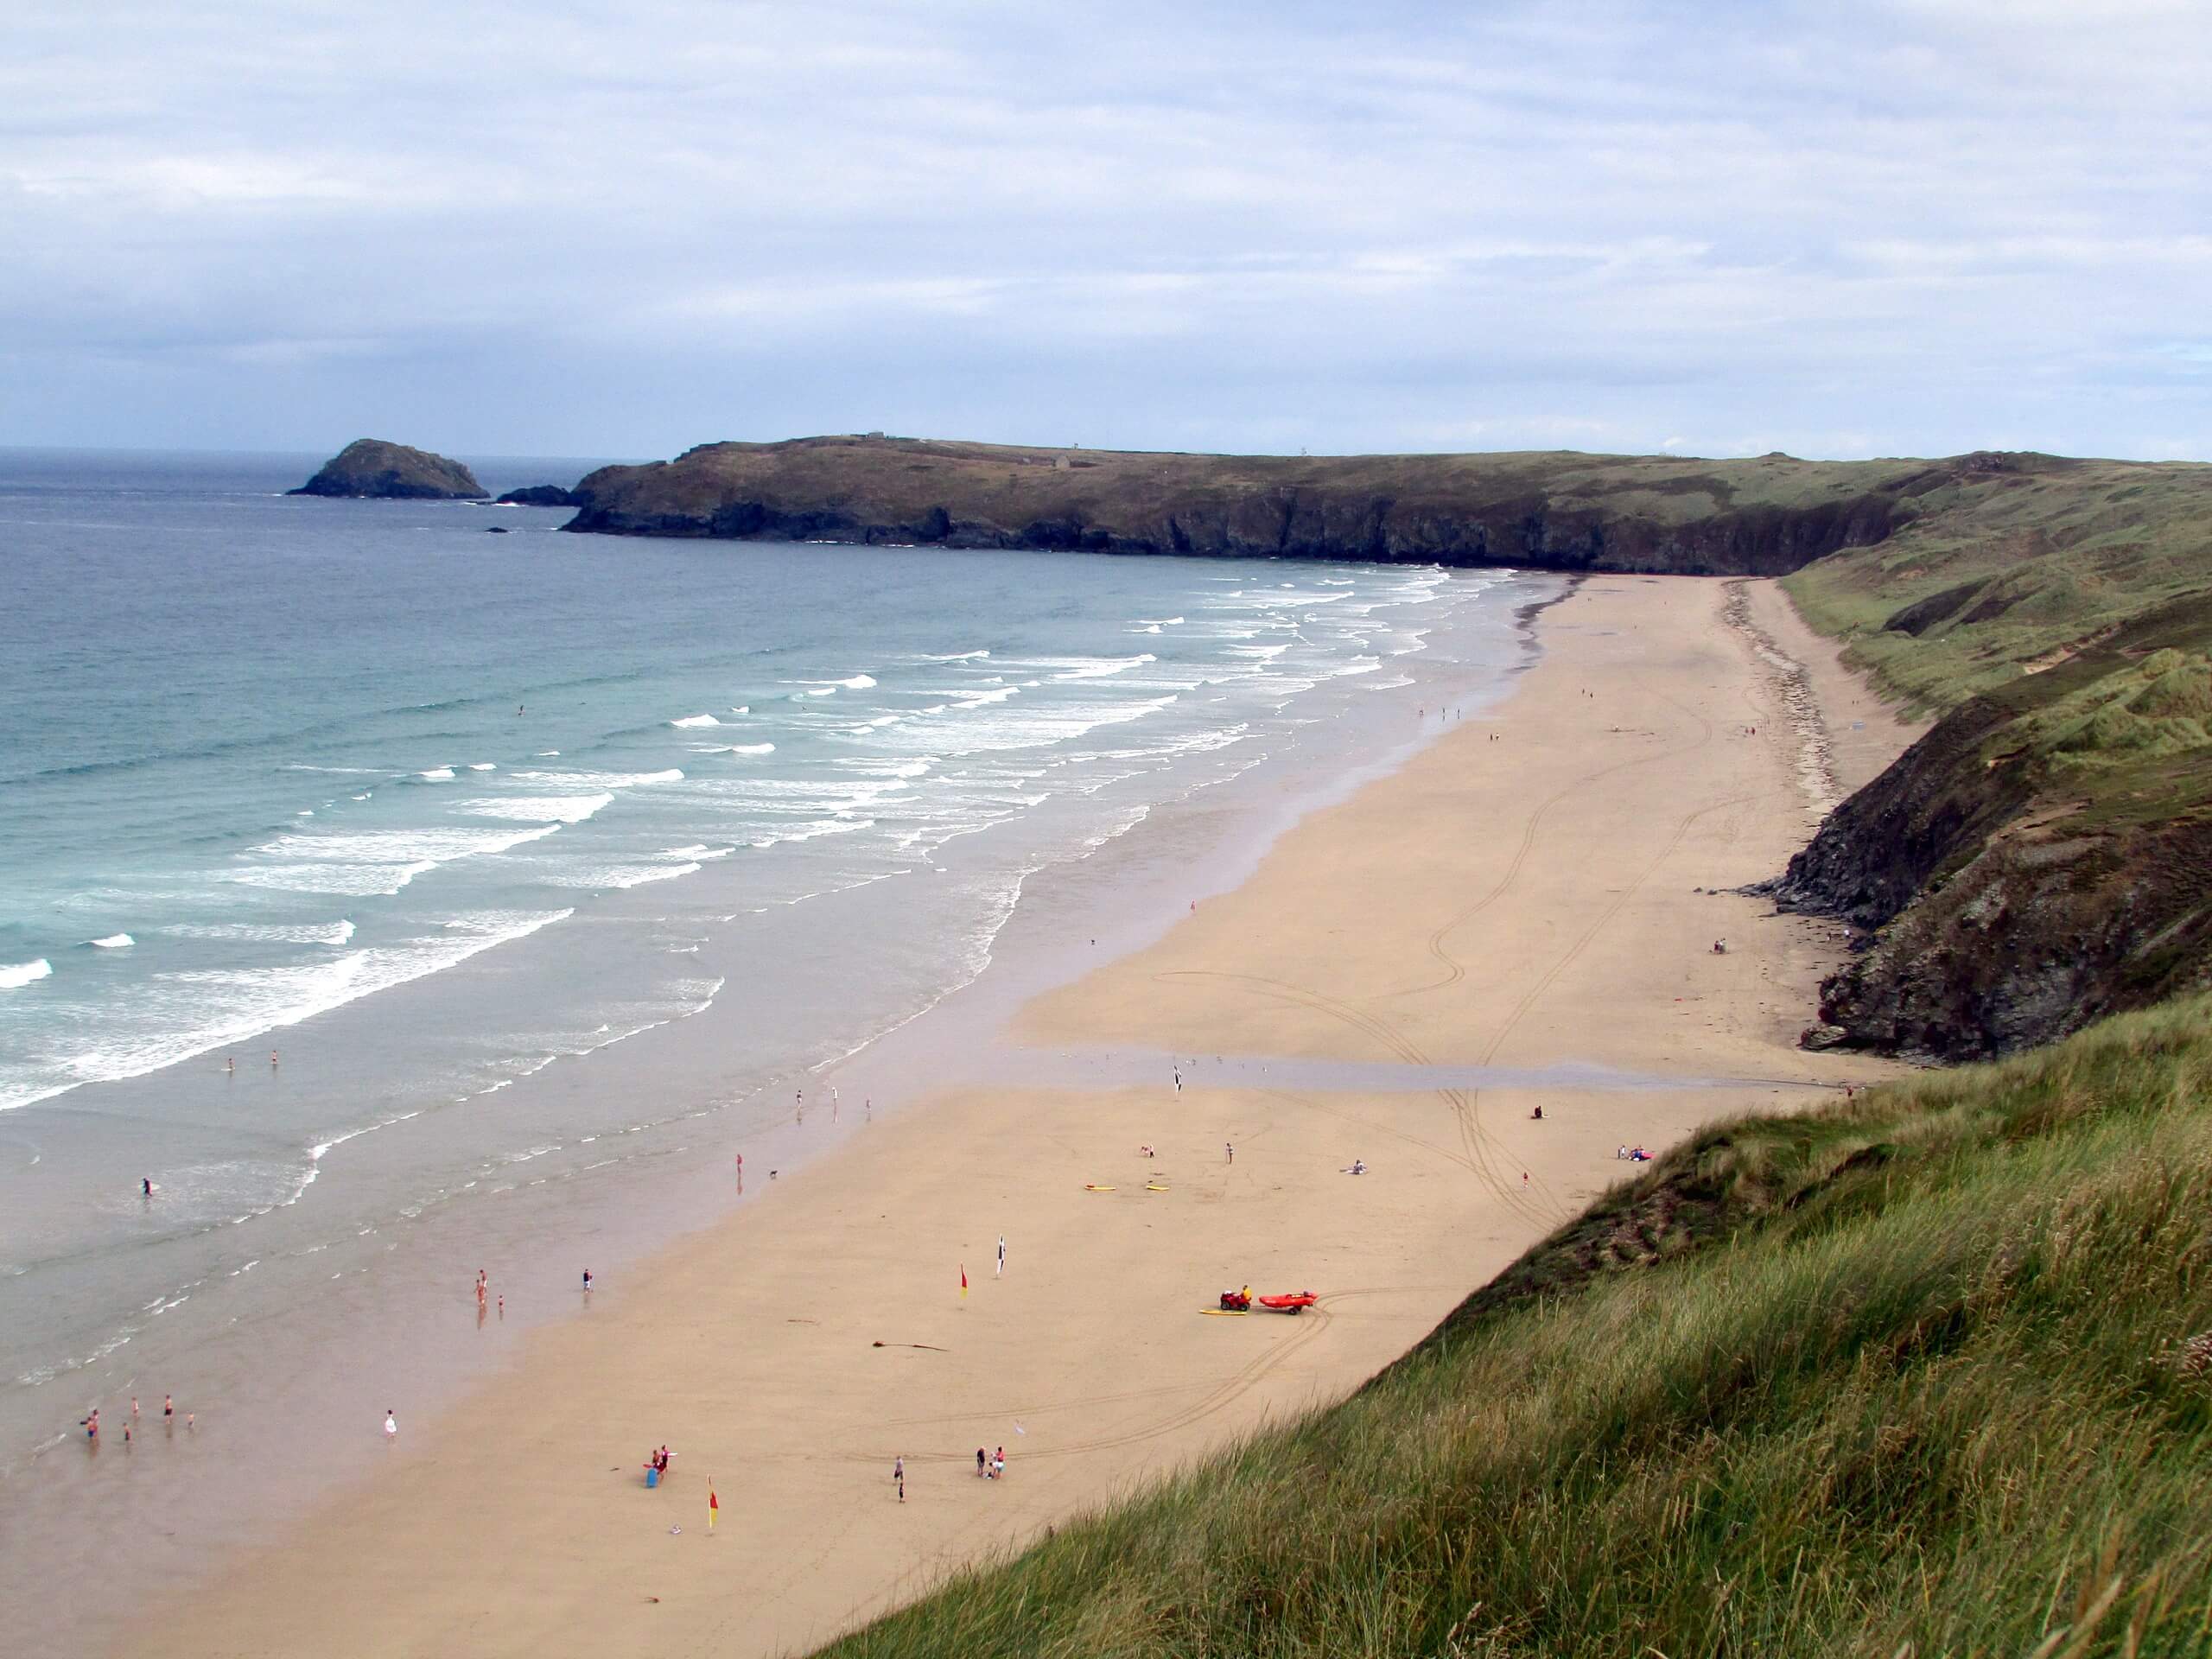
[121, 576, 1912, 1659]
[5, 566, 1545, 1659]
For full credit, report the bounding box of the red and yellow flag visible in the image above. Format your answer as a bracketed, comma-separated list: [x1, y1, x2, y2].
[709, 1484, 718, 1527]
[960, 1264, 968, 1298]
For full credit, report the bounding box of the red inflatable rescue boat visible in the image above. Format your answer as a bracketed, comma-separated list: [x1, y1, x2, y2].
[1256, 1292, 1318, 1313]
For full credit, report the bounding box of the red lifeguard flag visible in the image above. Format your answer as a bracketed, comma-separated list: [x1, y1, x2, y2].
[960, 1264, 968, 1298]
[709, 1484, 719, 1528]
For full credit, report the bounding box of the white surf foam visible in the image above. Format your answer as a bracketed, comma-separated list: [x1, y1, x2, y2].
[750, 818, 873, 849]
[1, 959, 53, 989]
[162, 919, 355, 946]
[468, 762, 497, 771]
[219, 860, 438, 897]
[417, 766, 454, 781]
[670, 714, 720, 728]
[88, 934, 134, 949]
[41, 912, 574, 1103]
[225, 824, 559, 896]
[509, 767, 683, 788]
[551, 861, 702, 890]
[1042, 653, 1157, 682]
[458, 792, 613, 824]
[921, 649, 988, 661]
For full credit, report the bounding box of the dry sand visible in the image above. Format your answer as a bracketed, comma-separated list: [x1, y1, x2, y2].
[128, 577, 1915, 1659]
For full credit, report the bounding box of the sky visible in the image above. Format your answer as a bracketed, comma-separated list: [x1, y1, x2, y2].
[2, 1, 2207, 461]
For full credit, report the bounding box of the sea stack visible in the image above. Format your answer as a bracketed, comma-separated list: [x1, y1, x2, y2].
[493, 484, 577, 507]
[290, 439, 487, 500]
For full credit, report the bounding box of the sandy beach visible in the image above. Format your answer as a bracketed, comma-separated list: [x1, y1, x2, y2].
[124, 576, 1917, 1659]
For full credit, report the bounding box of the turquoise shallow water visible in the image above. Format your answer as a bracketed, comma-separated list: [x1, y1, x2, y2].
[0, 451, 1483, 1123]
[0, 448, 1544, 1656]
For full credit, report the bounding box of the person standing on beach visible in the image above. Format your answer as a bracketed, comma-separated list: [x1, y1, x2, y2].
[582, 1268, 593, 1293]
[1225, 1142, 1234, 1164]
[996, 1236, 1006, 1277]
[385, 1409, 397, 1440]
[164, 1395, 173, 1424]
[976, 1447, 987, 1478]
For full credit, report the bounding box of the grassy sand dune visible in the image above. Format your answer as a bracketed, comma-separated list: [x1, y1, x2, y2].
[821, 996, 2212, 1658]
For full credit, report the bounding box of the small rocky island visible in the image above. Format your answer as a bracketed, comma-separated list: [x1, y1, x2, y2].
[494, 484, 577, 507]
[290, 439, 487, 500]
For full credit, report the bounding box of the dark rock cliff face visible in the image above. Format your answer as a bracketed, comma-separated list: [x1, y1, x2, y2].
[565, 486, 1901, 577]
[558, 439, 1913, 579]
[291, 440, 486, 500]
[1762, 615, 2212, 1062]
[1799, 817, 2212, 1060]
[1761, 697, 2034, 935]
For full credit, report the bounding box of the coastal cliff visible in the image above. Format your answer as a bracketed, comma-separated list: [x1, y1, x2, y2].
[563, 435, 1917, 577]
[1761, 456, 2212, 1060]
[291, 439, 486, 500]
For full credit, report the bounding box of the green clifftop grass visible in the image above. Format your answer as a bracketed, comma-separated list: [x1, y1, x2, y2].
[817, 999, 2212, 1657]
[1781, 454, 2212, 717]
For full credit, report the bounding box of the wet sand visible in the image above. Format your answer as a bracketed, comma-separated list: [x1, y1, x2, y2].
[125, 576, 1913, 1659]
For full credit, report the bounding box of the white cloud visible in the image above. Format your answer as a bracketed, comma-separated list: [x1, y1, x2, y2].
[0, 0, 2204, 458]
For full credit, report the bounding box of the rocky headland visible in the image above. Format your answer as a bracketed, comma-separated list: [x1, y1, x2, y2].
[562, 435, 1921, 577]
[291, 439, 486, 500]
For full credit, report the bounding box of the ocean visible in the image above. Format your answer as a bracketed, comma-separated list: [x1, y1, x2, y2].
[0, 448, 1548, 1655]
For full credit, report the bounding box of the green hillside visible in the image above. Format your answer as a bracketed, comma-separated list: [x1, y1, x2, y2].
[1783, 454, 2212, 715]
[1766, 456, 2212, 1058]
[818, 997, 2212, 1658]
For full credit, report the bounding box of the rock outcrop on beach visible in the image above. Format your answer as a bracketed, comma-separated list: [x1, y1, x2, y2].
[561, 435, 1916, 577]
[290, 439, 487, 500]
[494, 484, 576, 507]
